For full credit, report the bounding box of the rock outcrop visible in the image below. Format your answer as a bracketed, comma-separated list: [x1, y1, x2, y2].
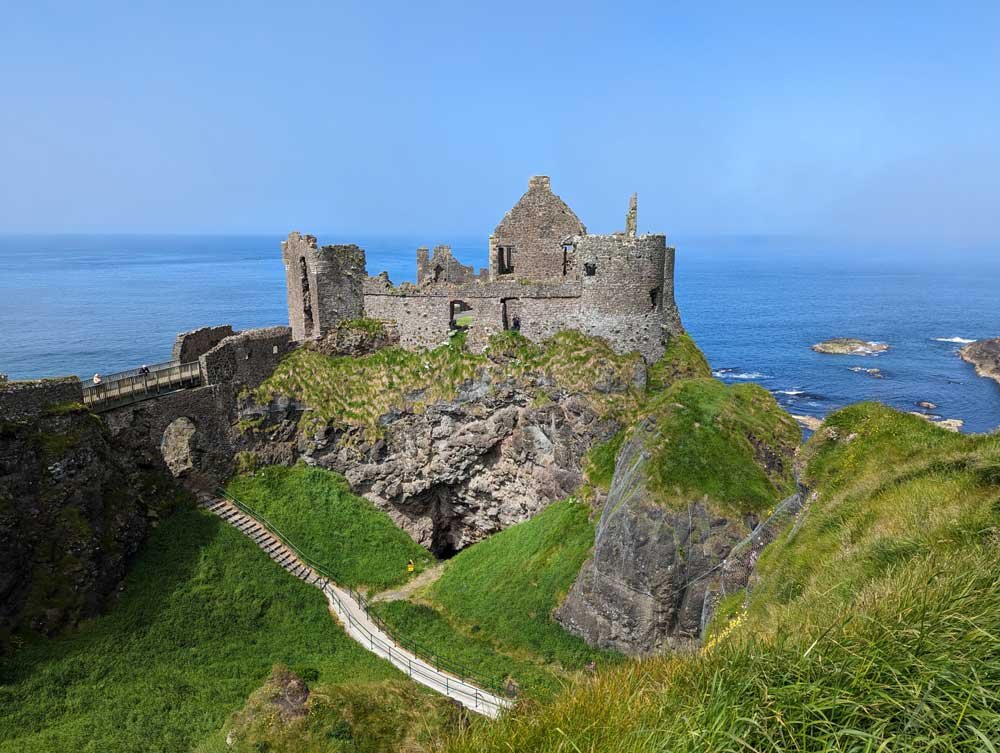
[960, 338, 1000, 386]
[812, 338, 890, 355]
[241, 372, 623, 556]
[555, 377, 800, 656]
[0, 402, 180, 641]
[554, 421, 751, 654]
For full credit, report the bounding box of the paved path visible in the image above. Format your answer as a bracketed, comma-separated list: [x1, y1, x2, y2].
[198, 494, 510, 718]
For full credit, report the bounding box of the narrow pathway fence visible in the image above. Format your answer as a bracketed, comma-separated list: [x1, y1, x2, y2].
[199, 491, 513, 718]
[83, 360, 202, 411]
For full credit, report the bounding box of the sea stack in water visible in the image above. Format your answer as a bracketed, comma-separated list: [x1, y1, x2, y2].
[812, 338, 890, 356]
[959, 338, 1000, 386]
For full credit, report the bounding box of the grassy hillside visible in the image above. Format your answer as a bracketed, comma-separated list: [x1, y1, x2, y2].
[442, 405, 1000, 752]
[371, 500, 617, 698]
[0, 505, 453, 753]
[225, 465, 434, 589]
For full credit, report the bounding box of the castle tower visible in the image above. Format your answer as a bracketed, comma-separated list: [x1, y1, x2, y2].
[489, 175, 587, 281]
[281, 232, 366, 341]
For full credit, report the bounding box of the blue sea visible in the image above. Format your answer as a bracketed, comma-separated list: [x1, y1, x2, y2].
[2, 234, 999, 433]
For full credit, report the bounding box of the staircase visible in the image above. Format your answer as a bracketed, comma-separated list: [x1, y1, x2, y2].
[198, 494, 510, 718]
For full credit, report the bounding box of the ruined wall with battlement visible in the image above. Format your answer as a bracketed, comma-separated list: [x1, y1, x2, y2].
[283, 176, 684, 362]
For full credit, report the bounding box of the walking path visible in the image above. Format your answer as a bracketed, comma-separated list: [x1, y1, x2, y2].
[198, 494, 510, 718]
[371, 562, 446, 603]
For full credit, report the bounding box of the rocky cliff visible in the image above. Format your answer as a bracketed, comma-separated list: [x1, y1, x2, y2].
[0, 398, 181, 643]
[960, 338, 1000, 386]
[238, 331, 638, 555]
[555, 375, 800, 655]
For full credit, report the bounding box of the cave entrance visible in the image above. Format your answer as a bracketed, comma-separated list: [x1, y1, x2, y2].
[160, 416, 198, 478]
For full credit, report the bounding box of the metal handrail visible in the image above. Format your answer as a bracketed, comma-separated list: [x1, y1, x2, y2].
[82, 361, 202, 408]
[218, 488, 515, 699]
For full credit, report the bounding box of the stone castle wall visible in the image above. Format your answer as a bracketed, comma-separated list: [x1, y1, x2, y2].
[200, 327, 294, 391]
[282, 233, 365, 341]
[0, 377, 84, 421]
[171, 325, 235, 363]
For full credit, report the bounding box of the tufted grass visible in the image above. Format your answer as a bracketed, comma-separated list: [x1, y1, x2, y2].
[225, 464, 434, 590]
[255, 329, 644, 437]
[441, 404, 1000, 753]
[0, 505, 419, 753]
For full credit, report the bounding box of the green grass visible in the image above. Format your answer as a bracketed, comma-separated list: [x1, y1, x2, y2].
[371, 500, 618, 698]
[442, 404, 1000, 753]
[225, 465, 434, 590]
[256, 329, 645, 438]
[646, 333, 712, 391]
[0, 504, 420, 753]
[641, 377, 800, 515]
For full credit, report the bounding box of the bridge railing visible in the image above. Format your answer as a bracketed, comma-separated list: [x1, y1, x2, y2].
[217, 488, 517, 701]
[83, 360, 203, 410]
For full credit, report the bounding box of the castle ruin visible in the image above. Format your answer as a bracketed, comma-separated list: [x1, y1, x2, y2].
[282, 176, 683, 362]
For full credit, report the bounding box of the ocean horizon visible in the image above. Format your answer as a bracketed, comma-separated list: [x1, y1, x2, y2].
[2, 233, 999, 433]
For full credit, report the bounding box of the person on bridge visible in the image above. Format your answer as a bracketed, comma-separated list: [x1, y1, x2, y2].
[140, 364, 150, 375]
[92, 373, 102, 385]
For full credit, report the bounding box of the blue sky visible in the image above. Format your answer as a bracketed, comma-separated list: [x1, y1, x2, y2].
[1, 1, 998, 244]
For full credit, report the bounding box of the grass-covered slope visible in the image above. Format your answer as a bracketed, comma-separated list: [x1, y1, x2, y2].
[225, 465, 434, 589]
[641, 377, 800, 514]
[0, 505, 452, 753]
[442, 405, 1000, 752]
[371, 500, 617, 698]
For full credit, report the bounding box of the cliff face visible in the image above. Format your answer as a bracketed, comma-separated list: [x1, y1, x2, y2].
[555, 377, 800, 655]
[240, 331, 642, 555]
[0, 404, 180, 641]
[241, 377, 626, 556]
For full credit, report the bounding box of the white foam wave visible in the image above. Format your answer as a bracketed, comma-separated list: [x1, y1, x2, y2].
[775, 389, 804, 396]
[712, 369, 771, 380]
[932, 336, 975, 344]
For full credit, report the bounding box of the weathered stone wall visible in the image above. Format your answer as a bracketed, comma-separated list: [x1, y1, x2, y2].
[0, 377, 83, 421]
[101, 383, 240, 485]
[171, 325, 235, 363]
[199, 327, 293, 391]
[490, 176, 586, 281]
[282, 232, 365, 340]
[416, 245, 477, 285]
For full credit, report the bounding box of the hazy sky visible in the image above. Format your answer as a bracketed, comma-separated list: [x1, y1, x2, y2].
[1, 1, 998, 244]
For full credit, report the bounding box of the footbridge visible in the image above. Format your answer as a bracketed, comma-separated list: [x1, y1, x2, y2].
[83, 360, 203, 412]
[200, 491, 513, 717]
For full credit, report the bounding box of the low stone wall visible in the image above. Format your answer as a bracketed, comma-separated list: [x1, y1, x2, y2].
[171, 325, 235, 363]
[199, 326, 294, 391]
[0, 377, 84, 421]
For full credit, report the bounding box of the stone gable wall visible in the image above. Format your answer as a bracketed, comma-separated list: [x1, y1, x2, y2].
[490, 176, 586, 281]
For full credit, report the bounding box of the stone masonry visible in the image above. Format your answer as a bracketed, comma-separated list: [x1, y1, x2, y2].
[282, 176, 684, 363]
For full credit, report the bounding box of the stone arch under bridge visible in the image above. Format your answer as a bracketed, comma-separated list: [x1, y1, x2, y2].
[100, 384, 239, 487]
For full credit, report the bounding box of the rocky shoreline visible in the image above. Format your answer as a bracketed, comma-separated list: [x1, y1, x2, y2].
[960, 338, 1000, 387]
